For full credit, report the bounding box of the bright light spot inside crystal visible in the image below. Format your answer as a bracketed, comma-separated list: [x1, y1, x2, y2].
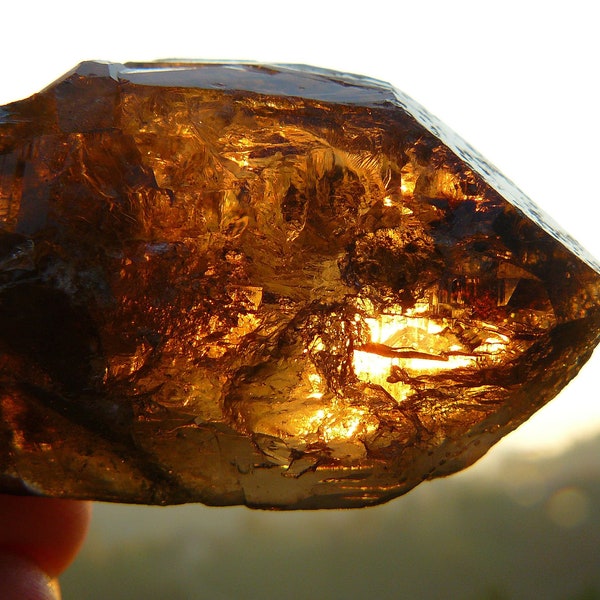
[404, 302, 429, 316]
[484, 336, 507, 344]
[365, 314, 444, 344]
[353, 348, 475, 378]
[383, 196, 393, 207]
[424, 321, 444, 335]
[355, 313, 478, 383]
[309, 337, 325, 353]
[295, 401, 380, 444]
[307, 372, 324, 399]
[402, 355, 475, 371]
[400, 179, 415, 196]
[304, 408, 326, 432]
[323, 415, 362, 441]
[476, 335, 508, 355]
[353, 349, 393, 378]
[308, 373, 322, 385]
[228, 155, 250, 167]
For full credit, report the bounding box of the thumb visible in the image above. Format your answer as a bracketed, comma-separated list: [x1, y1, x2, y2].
[0, 553, 61, 600]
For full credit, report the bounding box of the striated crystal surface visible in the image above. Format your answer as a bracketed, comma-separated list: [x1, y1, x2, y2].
[0, 61, 599, 508]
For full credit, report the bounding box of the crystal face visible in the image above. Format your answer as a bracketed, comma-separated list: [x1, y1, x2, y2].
[0, 61, 599, 508]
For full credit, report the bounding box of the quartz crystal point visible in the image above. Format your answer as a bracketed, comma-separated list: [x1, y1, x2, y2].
[0, 61, 599, 509]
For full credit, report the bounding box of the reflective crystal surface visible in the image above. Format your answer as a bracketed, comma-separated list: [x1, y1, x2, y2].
[0, 61, 599, 508]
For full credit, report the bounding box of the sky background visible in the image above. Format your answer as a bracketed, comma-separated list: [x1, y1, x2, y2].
[1, 0, 598, 461]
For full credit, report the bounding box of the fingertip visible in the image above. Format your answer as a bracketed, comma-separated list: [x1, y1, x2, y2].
[0, 495, 92, 577]
[0, 552, 60, 600]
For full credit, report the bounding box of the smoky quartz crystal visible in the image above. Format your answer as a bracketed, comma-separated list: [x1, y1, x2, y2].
[0, 61, 599, 508]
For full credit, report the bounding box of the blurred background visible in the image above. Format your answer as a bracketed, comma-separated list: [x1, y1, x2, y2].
[2, 1, 598, 597]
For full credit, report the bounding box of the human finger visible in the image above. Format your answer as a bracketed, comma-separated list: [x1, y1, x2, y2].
[0, 494, 91, 578]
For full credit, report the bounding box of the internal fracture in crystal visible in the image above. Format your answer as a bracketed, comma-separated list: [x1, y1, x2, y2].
[0, 61, 599, 508]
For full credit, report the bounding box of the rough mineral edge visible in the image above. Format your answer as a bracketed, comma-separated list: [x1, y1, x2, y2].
[72, 58, 600, 275]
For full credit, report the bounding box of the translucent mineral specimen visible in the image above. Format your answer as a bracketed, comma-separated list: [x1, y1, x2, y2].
[0, 61, 599, 508]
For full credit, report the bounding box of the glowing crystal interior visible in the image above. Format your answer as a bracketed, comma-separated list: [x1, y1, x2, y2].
[0, 61, 599, 508]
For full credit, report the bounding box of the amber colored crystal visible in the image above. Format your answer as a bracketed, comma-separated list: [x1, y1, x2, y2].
[0, 61, 599, 508]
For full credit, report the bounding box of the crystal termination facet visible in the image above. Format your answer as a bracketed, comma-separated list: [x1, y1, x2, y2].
[0, 61, 599, 508]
